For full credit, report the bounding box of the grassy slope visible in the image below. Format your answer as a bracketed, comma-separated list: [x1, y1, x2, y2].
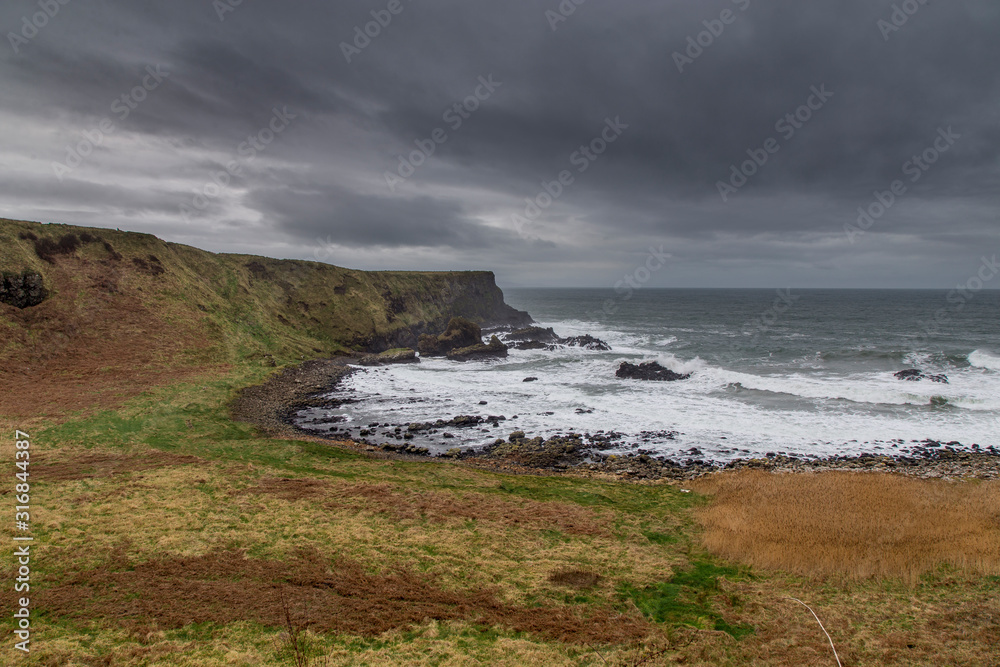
[0, 218, 523, 365]
[0, 218, 523, 422]
[1, 219, 997, 665]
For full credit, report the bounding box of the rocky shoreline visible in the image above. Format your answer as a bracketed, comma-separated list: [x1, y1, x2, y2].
[231, 357, 1000, 482]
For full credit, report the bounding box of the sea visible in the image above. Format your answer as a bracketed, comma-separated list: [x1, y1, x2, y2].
[299, 289, 1000, 462]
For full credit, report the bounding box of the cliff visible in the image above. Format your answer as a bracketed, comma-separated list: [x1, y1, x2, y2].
[0, 218, 530, 416]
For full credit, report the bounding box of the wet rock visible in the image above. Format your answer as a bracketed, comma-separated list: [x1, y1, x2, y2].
[894, 368, 948, 384]
[446, 335, 508, 361]
[357, 348, 419, 366]
[506, 326, 561, 344]
[616, 361, 691, 381]
[478, 432, 588, 470]
[448, 415, 484, 428]
[513, 341, 549, 350]
[560, 335, 612, 351]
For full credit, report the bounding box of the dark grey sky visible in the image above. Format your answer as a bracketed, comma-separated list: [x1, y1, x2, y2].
[2, 0, 998, 287]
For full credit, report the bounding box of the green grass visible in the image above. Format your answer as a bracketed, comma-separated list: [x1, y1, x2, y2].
[618, 560, 755, 638]
[642, 529, 679, 545]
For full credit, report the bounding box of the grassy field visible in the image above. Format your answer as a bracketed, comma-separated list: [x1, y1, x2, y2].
[2, 218, 998, 665]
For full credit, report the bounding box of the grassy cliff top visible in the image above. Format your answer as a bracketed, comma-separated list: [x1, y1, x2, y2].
[0, 217, 527, 419]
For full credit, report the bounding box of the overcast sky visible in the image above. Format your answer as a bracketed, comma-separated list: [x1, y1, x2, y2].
[1, 0, 998, 288]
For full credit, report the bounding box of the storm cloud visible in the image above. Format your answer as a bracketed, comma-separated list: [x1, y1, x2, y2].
[1, 0, 998, 287]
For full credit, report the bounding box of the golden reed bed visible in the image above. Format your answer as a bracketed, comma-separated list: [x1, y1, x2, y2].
[690, 470, 1000, 584]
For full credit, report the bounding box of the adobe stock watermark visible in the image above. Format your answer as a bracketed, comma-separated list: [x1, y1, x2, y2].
[384, 75, 502, 191]
[672, 0, 751, 74]
[600, 245, 672, 315]
[844, 126, 959, 243]
[7, 0, 72, 55]
[213, 0, 245, 22]
[51, 65, 170, 181]
[716, 84, 834, 202]
[877, 0, 931, 41]
[724, 288, 800, 361]
[180, 106, 297, 223]
[915, 253, 998, 344]
[340, 0, 414, 63]
[510, 116, 628, 234]
[545, 0, 587, 32]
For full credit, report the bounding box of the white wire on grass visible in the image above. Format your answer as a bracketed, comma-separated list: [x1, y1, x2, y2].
[785, 597, 843, 667]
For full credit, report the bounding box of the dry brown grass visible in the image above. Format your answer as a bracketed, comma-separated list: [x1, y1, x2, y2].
[0, 257, 225, 421]
[547, 569, 602, 589]
[326, 481, 613, 537]
[32, 546, 651, 646]
[690, 470, 1000, 583]
[33, 450, 204, 482]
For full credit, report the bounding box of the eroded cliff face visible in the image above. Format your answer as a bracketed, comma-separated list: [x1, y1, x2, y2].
[356, 272, 532, 351]
[0, 219, 531, 366]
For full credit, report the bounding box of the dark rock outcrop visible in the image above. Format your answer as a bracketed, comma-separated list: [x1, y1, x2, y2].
[504, 327, 612, 351]
[447, 335, 509, 362]
[418, 317, 483, 357]
[894, 369, 948, 384]
[405, 414, 505, 432]
[616, 361, 691, 382]
[354, 273, 532, 352]
[506, 326, 561, 344]
[513, 341, 549, 350]
[357, 348, 419, 366]
[0, 271, 48, 309]
[561, 335, 611, 351]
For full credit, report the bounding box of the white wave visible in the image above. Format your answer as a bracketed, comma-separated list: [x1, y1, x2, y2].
[970, 349, 1000, 371]
[328, 314, 1000, 460]
[713, 367, 1000, 411]
[651, 352, 708, 376]
[331, 354, 1000, 460]
[902, 350, 936, 368]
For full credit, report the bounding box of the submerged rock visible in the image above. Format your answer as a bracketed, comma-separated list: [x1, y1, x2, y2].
[894, 368, 948, 384]
[512, 340, 550, 350]
[616, 361, 691, 382]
